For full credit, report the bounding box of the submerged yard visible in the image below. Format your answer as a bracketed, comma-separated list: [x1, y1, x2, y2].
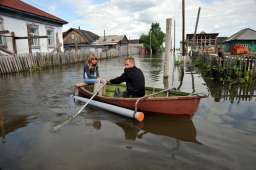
[0, 55, 255, 170]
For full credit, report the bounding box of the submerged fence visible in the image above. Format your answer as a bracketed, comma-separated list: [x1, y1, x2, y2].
[193, 54, 256, 81]
[204, 77, 256, 103]
[0, 49, 118, 75]
[191, 54, 256, 102]
[201, 54, 256, 72]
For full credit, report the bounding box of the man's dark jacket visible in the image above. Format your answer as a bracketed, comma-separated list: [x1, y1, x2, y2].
[110, 67, 145, 97]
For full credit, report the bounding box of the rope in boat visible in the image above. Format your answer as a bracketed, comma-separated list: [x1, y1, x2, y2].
[134, 88, 172, 114]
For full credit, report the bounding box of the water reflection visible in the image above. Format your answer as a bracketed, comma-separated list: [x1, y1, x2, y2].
[116, 115, 199, 143]
[0, 112, 37, 143]
[79, 112, 199, 143]
[204, 78, 256, 103]
[138, 55, 163, 82]
[177, 65, 185, 90]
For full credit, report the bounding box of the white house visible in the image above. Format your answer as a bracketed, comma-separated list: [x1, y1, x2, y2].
[0, 0, 67, 55]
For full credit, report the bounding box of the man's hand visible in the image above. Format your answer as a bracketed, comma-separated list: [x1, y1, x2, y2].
[98, 78, 107, 84]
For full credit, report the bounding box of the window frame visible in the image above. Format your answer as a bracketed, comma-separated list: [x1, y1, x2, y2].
[0, 17, 7, 48]
[46, 27, 55, 48]
[27, 24, 40, 49]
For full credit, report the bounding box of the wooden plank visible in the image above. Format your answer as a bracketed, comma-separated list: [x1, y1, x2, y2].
[9, 57, 16, 72]
[0, 30, 10, 34]
[13, 56, 19, 72]
[0, 58, 5, 74]
[24, 55, 29, 71]
[3, 57, 8, 74]
[11, 32, 17, 55]
[14, 36, 48, 40]
[23, 55, 28, 70]
[5, 57, 11, 73]
[15, 56, 22, 71]
[12, 55, 18, 71]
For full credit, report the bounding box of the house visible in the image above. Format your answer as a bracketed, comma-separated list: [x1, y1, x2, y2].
[186, 32, 219, 53]
[92, 35, 129, 56]
[63, 27, 99, 52]
[224, 28, 256, 54]
[128, 39, 144, 55]
[0, 0, 67, 55]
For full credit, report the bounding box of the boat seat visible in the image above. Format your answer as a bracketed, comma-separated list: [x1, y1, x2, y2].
[75, 82, 87, 87]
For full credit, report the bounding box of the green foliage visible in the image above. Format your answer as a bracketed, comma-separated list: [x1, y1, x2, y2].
[139, 23, 165, 54]
[175, 60, 183, 66]
[193, 57, 254, 84]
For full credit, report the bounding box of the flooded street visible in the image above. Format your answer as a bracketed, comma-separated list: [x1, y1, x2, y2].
[0, 55, 256, 170]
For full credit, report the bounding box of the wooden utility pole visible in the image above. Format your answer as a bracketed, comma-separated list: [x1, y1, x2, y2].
[56, 32, 61, 53]
[164, 18, 172, 88]
[0, 112, 6, 143]
[11, 32, 17, 55]
[174, 19, 176, 54]
[192, 7, 201, 48]
[27, 25, 32, 54]
[182, 0, 185, 56]
[104, 29, 106, 41]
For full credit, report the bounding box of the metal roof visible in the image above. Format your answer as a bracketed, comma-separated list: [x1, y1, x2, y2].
[0, 0, 67, 24]
[225, 28, 256, 42]
[63, 28, 99, 44]
[93, 35, 127, 45]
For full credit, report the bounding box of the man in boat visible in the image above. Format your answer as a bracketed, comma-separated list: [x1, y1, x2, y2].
[109, 57, 145, 97]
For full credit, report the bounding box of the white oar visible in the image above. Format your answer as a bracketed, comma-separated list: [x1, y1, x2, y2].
[53, 82, 106, 131]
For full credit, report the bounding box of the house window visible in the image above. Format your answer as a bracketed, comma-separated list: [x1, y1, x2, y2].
[28, 24, 40, 48]
[0, 18, 6, 47]
[47, 29, 55, 47]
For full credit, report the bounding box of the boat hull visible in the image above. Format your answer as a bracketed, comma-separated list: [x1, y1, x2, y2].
[75, 84, 202, 117]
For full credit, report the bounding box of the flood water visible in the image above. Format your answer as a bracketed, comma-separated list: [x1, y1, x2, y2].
[0, 55, 256, 170]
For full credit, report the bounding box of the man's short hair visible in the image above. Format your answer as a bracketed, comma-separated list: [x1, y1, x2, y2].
[125, 57, 135, 64]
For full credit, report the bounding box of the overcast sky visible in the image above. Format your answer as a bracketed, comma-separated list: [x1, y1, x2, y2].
[24, 0, 256, 45]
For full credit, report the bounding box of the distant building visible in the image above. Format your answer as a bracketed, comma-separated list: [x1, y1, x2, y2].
[63, 28, 99, 52]
[186, 32, 219, 53]
[128, 39, 143, 55]
[224, 28, 256, 54]
[0, 0, 67, 55]
[92, 35, 129, 56]
[216, 37, 228, 49]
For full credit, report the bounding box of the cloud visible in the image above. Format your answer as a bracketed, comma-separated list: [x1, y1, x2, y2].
[29, 0, 256, 44]
[112, 0, 159, 12]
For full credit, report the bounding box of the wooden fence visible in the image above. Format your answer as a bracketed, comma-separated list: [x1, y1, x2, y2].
[194, 54, 256, 80]
[192, 54, 256, 102]
[200, 54, 256, 72]
[0, 49, 118, 75]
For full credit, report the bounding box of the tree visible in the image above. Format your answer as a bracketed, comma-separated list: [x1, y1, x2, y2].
[139, 23, 165, 54]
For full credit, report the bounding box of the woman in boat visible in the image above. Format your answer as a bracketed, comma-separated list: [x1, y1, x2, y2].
[109, 57, 145, 97]
[83, 54, 99, 84]
[83, 54, 106, 95]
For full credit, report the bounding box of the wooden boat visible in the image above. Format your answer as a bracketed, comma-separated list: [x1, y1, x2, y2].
[74, 83, 207, 117]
